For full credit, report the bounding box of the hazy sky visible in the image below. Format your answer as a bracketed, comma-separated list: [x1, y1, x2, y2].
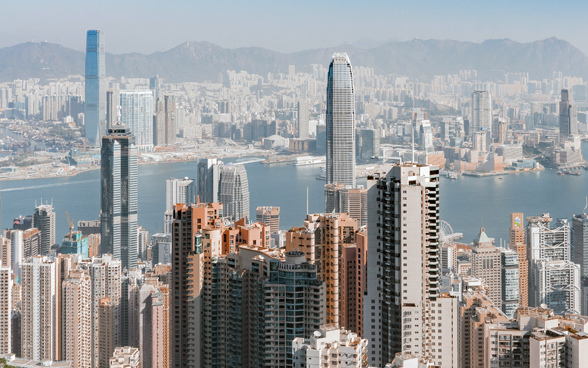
[2, 0, 587, 54]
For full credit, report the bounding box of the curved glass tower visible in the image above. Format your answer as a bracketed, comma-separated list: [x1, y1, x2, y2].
[85, 30, 106, 147]
[326, 53, 355, 187]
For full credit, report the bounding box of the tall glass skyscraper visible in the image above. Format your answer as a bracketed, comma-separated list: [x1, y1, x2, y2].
[218, 164, 250, 222]
[85, 30, 106, 147]
[326, 53, 356, 187]
[119, 91, 154, 152]
[100, 124, 138, 270]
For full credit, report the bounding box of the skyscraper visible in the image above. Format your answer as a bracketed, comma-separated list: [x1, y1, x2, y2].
[165, 178, 196, 212]
[106, 90, 118, 129]
[119, 91, 154, 152]
[0, 260, 11, 355]
[62, 269, 92, 368]
[471, 91, 492, 135]
[559, 88, 577, 140]
[324, 183, 368, 227]
[365, 164, 441, 366]
[197, 158, 222, 203]
[154, 96, 176, 146]
[470, 227, 502, 306]
[297, 100, 309, 139]
[33, 202, 55, 255]
[326, 53, 356, 187]
[501, 249, 520, 318]
[510, 212, 528, 307]
[85, 30, 106, 147]
[100, 124, 138, 270]
[255, 206, 280, 233]
[218, 164, 250, 222]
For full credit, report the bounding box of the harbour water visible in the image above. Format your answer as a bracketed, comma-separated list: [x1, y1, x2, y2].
[3, 143, 588, 245]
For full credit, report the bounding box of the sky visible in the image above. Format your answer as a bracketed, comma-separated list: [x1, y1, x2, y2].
[2, 0, 588, 54]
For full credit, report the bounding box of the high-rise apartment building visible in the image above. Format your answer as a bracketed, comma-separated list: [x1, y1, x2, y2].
[119, 90, 154, 152]
[292, 326, 368, 367]
[109, 347, 140, 368]
[324, 183, 368, 227]
[155, 96, 177, 146]
[340, 227, 367, 336]
[326, 53, 356, 187]
[0, 237, 9, 275]
[100, 124, 138, 270]
[297, 100, 309, 139]
[164, 178, 196, 234]
[98, 297, 116, 368]
[286, 213, 358, 327]
[21, 256, 57, 361]
[33, 203, 56, 255]
[197, 158, 222, 203]
[573, 213, 588, 279]
[471, 91, 492, 135]
[365, 164, 440, 366]
[559, 88, 578, 140]
[470, 227, 502, 306]
[85, 30, 106, 147]
[255, 206, 280, 233]
[218, 164, 250, 222]
[509, 212, 528, 307]
[62, 269, 92, 368]
[0, 260, 12, 355]
[501, 249, 520, 318]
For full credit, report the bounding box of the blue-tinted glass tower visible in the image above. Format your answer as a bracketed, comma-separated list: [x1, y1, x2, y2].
[85, 30, 106, 147]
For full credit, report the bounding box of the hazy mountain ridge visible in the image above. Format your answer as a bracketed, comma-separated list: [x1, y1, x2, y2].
[0, 37, 586, 83]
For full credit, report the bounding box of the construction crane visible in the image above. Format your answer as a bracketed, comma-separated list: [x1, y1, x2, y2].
[66, 211, 74, 238]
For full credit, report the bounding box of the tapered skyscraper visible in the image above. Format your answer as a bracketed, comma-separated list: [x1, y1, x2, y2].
[85, 30, 106, 147]
[326, 53, 355, 187]
[100, 124, 138, 270]
[218, 164, 250, 222]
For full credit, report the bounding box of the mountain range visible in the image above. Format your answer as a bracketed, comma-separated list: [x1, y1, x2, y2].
[0, 37, 586, 83]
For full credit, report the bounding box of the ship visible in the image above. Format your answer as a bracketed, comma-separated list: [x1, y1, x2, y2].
[292, 156, 326, 166]
[445, 172, 458, 179]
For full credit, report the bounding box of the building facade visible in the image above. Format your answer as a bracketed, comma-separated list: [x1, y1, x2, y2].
[33, 203, 55, 255]
[85, 30, 106, 147]
[218, 164, 250, 222]
[197, 158, 222, 204]
[119, 90, 154, 152]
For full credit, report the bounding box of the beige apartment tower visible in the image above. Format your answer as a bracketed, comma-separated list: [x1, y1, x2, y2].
[62, 269, 92, 368]
[0, 260, 12, 355]
[255, 206, 280, 233]
[470, 227, 502, 306]
[510, 212, 528, 307]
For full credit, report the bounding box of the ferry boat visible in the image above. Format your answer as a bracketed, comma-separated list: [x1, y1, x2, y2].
[445, 172, 458, 179]
[292, 156, 326, 166]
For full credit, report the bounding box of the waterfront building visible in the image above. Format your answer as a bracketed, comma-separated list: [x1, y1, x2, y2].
[509, 212, 528, 307]
[62, 269, 92, 368]
[109, 347, 140, 368]
[85, 30, 106, 147]
[326, 53, 356, 187]
[100, 124, 138, 270]
[21, 256, 57, 361]
[559, 88, 578, 141]
[119, 90, 154, 152]
[33, 203, 55, 255]
[218, 164, 250, 222]
[324, 183, 368, 227]
[297, 100, 309, 138]
[471, 91, 492, 135]
[292, 325, 368, 368]
[0, 260, 12, 355]
[255, 206, 280, 232]
[364, 164, 441, 366]
[501, 248, 520, 318]
[286, 213, 358, 327]
[154, 95, 177, 146]
[470, 227, 502, 306]
[197, 158, 222, 203]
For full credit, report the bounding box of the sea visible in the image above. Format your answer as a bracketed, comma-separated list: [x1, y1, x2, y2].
[3, 143, 588, 245]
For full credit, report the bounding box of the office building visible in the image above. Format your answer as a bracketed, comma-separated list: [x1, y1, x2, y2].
[324, 183, 368, 227]
[119, 90, 154, 152]
[326, 53, 356, 187]
[21, 256, 57, 361]
[62, 269, 92, 368]
[470, 227, 502, 306]
[501, 249, 520, 318]
[360, 128, 380, 159]
[573, 213, 588, 279]
[78, 221, 101, 236]
[0, 261, 11, 355]
[559, 88, 578, 140]
[509, 212, 528, 307]
[534, 260, 581, 314]
[201, 248, 325, 367]
[364, 164, 440, 366]
[197, 158, 222, 203]
[255, 206, 280, 232]
[471, 91, 492, 135]
[218, 164, 250, 222]
[85, 30, 106, 147]
[33, 203, 55, 255]
[154, 96, 177, 146]
[297, 100, 309, 138]
[286, 213, 358, 327]
[109, 347, 140, 368]
[292, 325, 368, 368]
[12, 215, 33, 231]
[105, 90, 118, 129]
[100, 124, 138, 270]
[171, 202, 223, 368]
[61, 231, 89, 259]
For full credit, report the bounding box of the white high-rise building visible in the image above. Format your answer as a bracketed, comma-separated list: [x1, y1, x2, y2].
[164, 178, 196, 234]
[0, 260, 12, 355]
[119, 90, 154, 152]
[471, 91, 492, 135]
[365, 164, 442, 367]
[197, 158, 222, 204]
[297, 100, 309, 139]
[326, 53, 356, 187]
[8, 230, 23, 281]
[21, 256, 57, 361]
